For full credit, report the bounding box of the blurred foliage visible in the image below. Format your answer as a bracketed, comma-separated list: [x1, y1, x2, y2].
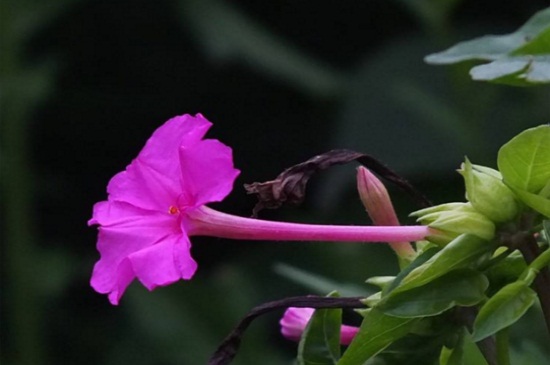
[1, 0, 549, 364]
[426, 7, 550, 86]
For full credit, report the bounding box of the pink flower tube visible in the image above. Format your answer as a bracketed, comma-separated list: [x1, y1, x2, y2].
[89, 114, 432, 304]
[280, 307, 359, 345]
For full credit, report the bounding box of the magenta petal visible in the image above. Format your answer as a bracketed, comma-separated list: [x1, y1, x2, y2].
[138, 114, 212, 179]
[179, 139, 240, 207]
[105, 114, 213, 211]
[90, 201, 179, 301]
[107, 158, 180, 212]
[128, 236, 197, 290]
[279, 307, 314, 341]
[106, 258, 134, 305]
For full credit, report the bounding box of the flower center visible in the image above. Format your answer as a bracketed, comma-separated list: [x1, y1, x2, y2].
[168, 206, 179, 215]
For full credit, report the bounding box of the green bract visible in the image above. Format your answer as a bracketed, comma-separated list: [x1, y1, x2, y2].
[412, 203, 495, 244]
[459, 158, 520, 222]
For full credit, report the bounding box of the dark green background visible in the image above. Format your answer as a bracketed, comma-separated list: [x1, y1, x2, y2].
[2, 1, 549, 364]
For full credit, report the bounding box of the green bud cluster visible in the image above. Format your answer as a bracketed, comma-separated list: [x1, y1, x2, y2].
[458, 158, 520, 222]
[411, 203, 495, 245]
[411, 158, 522, 245]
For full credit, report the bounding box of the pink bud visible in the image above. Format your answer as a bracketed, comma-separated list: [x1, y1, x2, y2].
[356, 167, 416, 259]
[280, 307, 359, 345]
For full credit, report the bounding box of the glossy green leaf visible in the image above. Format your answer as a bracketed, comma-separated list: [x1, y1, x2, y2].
[395, 234, 490, 293]
[298, 293, 342, 365]
[337, 308, 417, 365]
[497, 125, 550, 193]
[379, 269, 488, 318]
[472, 281, 537, 341]
[425, 7, 550, 85]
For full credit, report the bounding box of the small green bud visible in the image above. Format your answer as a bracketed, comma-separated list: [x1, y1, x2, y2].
[412, 202, 495, 245]
[459, 158, 520, 222]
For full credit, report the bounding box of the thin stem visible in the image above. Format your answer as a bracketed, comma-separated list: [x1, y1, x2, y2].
[454, 307, 497, 365]
[517, 235, 550, 336]
[186, 206, 432, 243]
[208, 296, 365, 365]
[496, 327, 511, 365]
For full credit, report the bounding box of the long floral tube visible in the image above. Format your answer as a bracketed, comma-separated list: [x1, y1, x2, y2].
[185, 206, 433, 243]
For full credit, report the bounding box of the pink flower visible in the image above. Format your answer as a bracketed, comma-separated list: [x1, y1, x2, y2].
[280, 307, 359, 345]
[89, 114, 240, 305]
[90, 114, 432, 305]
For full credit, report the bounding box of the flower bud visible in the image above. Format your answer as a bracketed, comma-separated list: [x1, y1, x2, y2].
[279, 307, 359, 345]
[458, 159, 520, 222]
[411, 202, 495, 245]
[357, 167, 416, 260]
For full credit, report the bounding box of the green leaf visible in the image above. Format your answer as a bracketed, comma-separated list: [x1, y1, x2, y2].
[513, 27, 550, 55]
[472, 281, 537, 341]
[469, 56, 550, 85]
[508, 186, 550, 218]
[379, 269, 488, 318]
[395, 234, 491, 293]
[382, 247, 439, 296]
[337, 308, 417, 365]
[486, 250, 527, 286]
[440, 328, 465, 365]
[425, 7, 550, 85]
[298, 315, 341, 365]
[298, 293, 343, 365]
[497, 125, 550, 193]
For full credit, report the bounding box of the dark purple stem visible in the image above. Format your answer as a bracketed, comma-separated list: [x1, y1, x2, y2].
[208, 296, 365, 365]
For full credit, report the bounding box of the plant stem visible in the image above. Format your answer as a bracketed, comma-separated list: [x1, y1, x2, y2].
[517, 235, 550, 336]
[495, 327, 511, 365]
[455, 307, 497, 365]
